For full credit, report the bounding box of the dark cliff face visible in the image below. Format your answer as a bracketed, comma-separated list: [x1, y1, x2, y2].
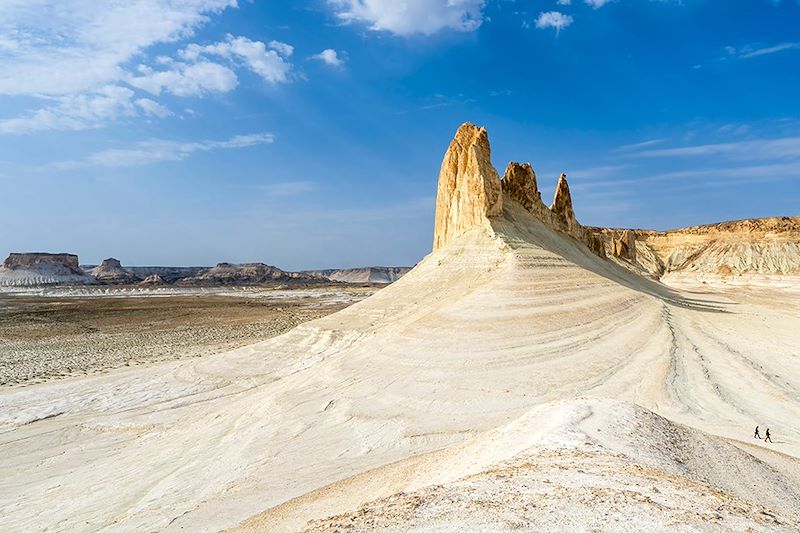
[3, 253, 82, 273]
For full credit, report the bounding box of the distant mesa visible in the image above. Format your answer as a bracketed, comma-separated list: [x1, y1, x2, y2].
[303, 266, 412, 284]
[89, 258, 141, 284]
[179, 262, 325, 286]
[0, 252, 96, 287]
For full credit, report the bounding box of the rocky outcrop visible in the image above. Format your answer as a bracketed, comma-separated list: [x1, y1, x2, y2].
[127, 266, 206, 284]
[139, 274, 167, 286]
[89, 258, 140, 284]
[590, 217, 800, 282]
[606, 230, 637, 262]
[4, 253, 81, 271]
[433, 124, 605, 258]
[501, 162, 540, 213]
[433, 123, 503, 251]
[304, 267, 412, 284]
[550, 173, 579, 234]
[0, 252, 96, 286]
[180, 263, 325, 286]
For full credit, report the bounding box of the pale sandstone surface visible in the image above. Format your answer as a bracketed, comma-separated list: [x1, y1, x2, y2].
[1, 124, 799, 532]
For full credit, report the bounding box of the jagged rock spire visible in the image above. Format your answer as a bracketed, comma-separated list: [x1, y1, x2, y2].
[433, 123, 503, 251]
[550, 173, 578, 233]
[501, 162, 540, 212]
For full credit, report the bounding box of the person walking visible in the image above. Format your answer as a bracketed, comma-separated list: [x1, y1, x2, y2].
[765, 428, 772, 443]
[754, 426, 761, 439]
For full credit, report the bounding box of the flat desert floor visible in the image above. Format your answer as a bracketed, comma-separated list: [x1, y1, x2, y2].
[0, 286, 375, 387]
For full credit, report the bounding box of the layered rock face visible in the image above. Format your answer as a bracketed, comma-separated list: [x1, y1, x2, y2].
[180, 262, 324, 286]
[139, 274, 167, 286]
[4, 253, 81, 271]
[433, 124, 503, 251]
[0, 253, 96, 286]
[305, 267, 411, 284]
[89, 258, 140, 284]
[434, 123, 605, 258]
[592, 217, 800, 282]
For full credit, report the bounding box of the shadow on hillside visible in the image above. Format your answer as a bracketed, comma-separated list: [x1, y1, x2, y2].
[493, 203, 729, 314]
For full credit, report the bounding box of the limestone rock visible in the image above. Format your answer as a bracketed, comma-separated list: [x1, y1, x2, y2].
[501, 162, 540, 213]
[0, 252, 96, 286]
[611, 230, 637, 262]
[180, 263, 325, 286]
[89, 258, 140, 284]
[139, 274, 167, 285]
[303, 267, 411, 284]
[433, 123, 503, 251]
[4, 252, 81, 271]
[550, 173, 578, 234]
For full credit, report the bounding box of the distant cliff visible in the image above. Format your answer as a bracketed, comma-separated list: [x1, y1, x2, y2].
[0, 253, 96, 286]
[303, 266, 411, 284]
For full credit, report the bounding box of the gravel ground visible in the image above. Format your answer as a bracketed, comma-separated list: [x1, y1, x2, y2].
[0, 287, 375, 387]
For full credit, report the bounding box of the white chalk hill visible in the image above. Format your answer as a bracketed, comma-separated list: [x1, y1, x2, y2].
[1, 124, 799, 532]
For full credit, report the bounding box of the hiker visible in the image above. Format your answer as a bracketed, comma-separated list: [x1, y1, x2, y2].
[754, 426, 761, 439]
[765, 428, 772, 443]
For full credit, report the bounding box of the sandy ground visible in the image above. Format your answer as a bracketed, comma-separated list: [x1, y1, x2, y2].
[1, 203, 799, 532]
[0, 287, 374, 387]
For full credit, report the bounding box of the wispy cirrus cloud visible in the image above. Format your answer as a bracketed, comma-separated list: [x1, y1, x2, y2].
[627, 136, 800, 161]
[726, 42, 800, 60]
[52, 132, 274, 169]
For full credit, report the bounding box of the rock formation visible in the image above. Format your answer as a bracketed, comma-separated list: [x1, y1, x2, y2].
[180, 262, 325, 286]
[89, 258, 140, 284]
[4, 252, 81, 271]
[433, 123, 503, 251]
[139, 274, 167, 285]
[304, 266, 411, 284]
[500, 162, 541, 213]
[433, 123, 605, 258]
[591, 217, 800, 282]
[127, 266, 206, 284]
[550, 173, 579, 234]
[0, 252, 96, 286]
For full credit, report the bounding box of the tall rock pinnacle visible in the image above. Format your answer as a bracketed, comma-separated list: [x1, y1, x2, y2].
[433, 123, 503, 251]
[550, 173, 578, 233]
[501, 162, 540, 212]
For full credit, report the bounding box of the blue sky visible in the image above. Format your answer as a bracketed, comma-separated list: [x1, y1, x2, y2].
[1, 0, 799, 269]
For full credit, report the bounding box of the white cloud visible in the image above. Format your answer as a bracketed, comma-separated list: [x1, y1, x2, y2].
[0, 0, 238, 96]
[0, 86, 138, 134]
[135, 98, 173, 118]
[629, 136, 800, 161]
[181, 35, 294, 83]
[311, 49, 345, 67]
[129, 61, 238, 96]
[328, 0, 486, 36]
[738, 42, 800, 59]
[535, 11, 573, 34]
[584, 0, 612, 8]
[56, 132, 275, 168]
[557, 0, 572, 4]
